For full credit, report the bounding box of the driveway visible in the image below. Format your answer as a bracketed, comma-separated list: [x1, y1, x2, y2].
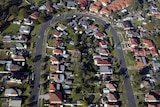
[30, 13, 136, 107]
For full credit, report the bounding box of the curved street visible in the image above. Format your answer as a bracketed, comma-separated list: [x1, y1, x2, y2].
[30, 13, 136, 107]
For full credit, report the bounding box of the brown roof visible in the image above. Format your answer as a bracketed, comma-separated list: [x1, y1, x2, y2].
[95, 32, 104, 37]
[145, 94, 157, 101]
[107, 83, 116, 91]
[50, 56, 59, 62]
[49, 92, 63, 104]
[53, 49, 63, 54]
[53, 31, 61, 37]
[107, 92, 117, 101]
[30, 11, 39, 19]
[50, 65, 59, 71]
[97, 59, 111, 65]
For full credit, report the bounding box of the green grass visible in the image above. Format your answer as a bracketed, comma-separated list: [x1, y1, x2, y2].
[46, 48, 53, 55]
[145, 23, 154, 31]
[31, 24, 42, 35]
[124, 52, 137, 66]
[2, 24, 20, 35]
[128, 70, 138, 75]
[133, 20, 144, 27]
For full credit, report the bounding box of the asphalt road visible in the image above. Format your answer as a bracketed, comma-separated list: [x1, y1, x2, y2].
[30, 13, 136, 107]
[109, 26, 136, 107]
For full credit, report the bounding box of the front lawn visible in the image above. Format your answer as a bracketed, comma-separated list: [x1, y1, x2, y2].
[31, 24, 42, 35]
[2, 24, 20, 35]
[124, 52, 137, 66]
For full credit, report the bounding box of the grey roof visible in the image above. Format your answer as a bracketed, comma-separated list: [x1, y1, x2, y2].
[99, 66, 113, 74]
[9, 98, 22, 107]
[152, 60, 160, 72]
[4, 88, 21, 96]
[67, 1, 76, 7]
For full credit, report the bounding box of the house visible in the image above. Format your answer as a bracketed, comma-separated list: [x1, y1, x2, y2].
[126, 30, 140, 37]
[50, 73, 65, 83]
[45, 3, 53, 12]
[152, 58, 160, 72]
[49, 83, 60, 92]
[135, 56, 148, 67]
[99, 66, 113, 75]
[100, 0, 111, 7]
[85, 25, 98, 35]
[145, 93, 160, 102]
[104, 104, 119, 107]
[122, 20, 134, 30]
[143, 39, 155, 49]
[106, 82, 117, 91]
[19, 26, 31, 34]
[4, 88, 22, 97]
[99, 7, 111, 17]
[89, 3, 100, 13]
[94, 31, 105, 39]
[141, 80, 152, 89]
[6, 63, 22, 71]
[53, 30, 63, 38]
[50, 64, 59, 72]
[29, 11, 39, 20]
[8, 98, 22, 107]
[23, 18, 33, 25]
[53, 40, 62, 47]
[78, 18, 90, 29]
[16, 43, 27, 50]
[148, 104, 160, 107]
[106, 92, 118, 102]
[52, 48, 66, 55]
[50, 56, 60, 64]
[11, 54, 25, 62]
[67, 1, 77, 9]
[49, 92, 63, 104]
[78, 0, 87, 10]
[99, 40, 108, 48]
[94, 58, 111, 66]
[57, 24, 67, 31]
[99, 49, 109, 56]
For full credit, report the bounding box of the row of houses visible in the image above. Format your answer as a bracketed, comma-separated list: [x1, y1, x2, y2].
[47, 23, 73, 107]
[89, 0, 132, 17]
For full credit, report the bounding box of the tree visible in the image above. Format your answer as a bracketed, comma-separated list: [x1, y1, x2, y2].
[18, 8, 28, 20]
[9, 5, 18, 17]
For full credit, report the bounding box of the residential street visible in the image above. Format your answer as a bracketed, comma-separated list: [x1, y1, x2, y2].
[109, 26, 136, 107]
[30, 13, 136, 107]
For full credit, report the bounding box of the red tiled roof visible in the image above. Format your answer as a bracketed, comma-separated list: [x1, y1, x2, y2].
[53, 31, 61, 37]
[50, 56, 59, 62]
[100, 40, 107, 45]
[53, 40, 60, 46]
[78, 0, 87, 8]
[100, 7, 111, 14]
[100, 0, 111, 4]
[30, 11, 39, 19]
[90, 3, 100, 11]
[53, 49, 63, 54]
[129, 37, 138, 46]
[49, 83, 56, 91]
[143, 39, 154, 48]
[97, 59, 111, 64]
[96, 32, 104, 37]
[95, 1, 102, 7]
